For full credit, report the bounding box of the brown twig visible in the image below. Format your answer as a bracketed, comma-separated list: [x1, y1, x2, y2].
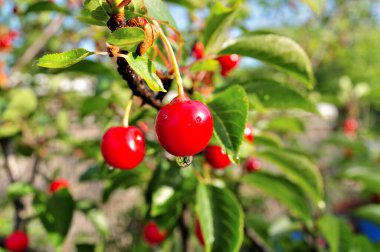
[107, 14, 168, 110]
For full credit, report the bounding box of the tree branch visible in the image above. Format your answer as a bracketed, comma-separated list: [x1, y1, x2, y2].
[0, 138, 24, 231]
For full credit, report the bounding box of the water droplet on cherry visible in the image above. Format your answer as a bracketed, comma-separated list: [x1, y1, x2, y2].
[176, 156, 193, 168]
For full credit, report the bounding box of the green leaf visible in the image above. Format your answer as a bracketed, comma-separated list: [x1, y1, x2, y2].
[342, 167, 380, 194]
[254, 134, 283, 148]
[76, 244, 96, 252]
[240, 79, 317, 112]
[204, 2, 240, 54]
[102, 167, 146, 202]
[34, 190, 75, 247]
[125, 53, 166, 92]
[7, 183, 36, 200]
[318, 214, 339, 252]
[37, 49, 94, 69]
[243, 171, 312, 222]
[257, 148, 324, 206]
[220, 35, 314, 89]
[353, 205, 380, 225]
[0, 124, 20, 138]
[107, 27, 146, 51]
[266, 117, 305, 133]
[196, 183, 244, 252]
[2, 89, 38, 120]
[81, 0, 110, 26]
[25, 1, 70, 14]
[207, 86, 248, 161]
[80, 96, 109, 117]
[190, 59, 220, 72]
[129, 0, 177, 28]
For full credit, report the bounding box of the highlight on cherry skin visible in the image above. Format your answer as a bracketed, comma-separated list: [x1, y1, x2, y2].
[101, 126, 146, 170]
[204, 145, 231, 169]
[4, 230, 29, 252]
[49, 178, 69, 194]
[143, 221, 167, 246]
[217, 54, 241, 76]
[155, 96, 214, 161]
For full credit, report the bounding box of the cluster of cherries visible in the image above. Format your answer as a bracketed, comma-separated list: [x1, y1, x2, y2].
[2, 179, 69, 252]
[192, 41, 240, 76]
[99, 36, 259, 247]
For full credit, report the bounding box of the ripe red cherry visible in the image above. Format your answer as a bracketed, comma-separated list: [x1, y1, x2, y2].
[343, 118, 358, 136]
[244, 124, 254, 143]
[155, 96, 213, 157]
[204, 145, 231, 169]
[143, 221, 167, 245]
[5, 230, 29, 252]
[217, 54, 240, 76]
[49, 179, 69, 193]
[195, 220, 205, 246]
[192, 42, 205, 60]
[0, 36, 12, 49]
[245, 157, 261, 172]
[101, 126, 145, 169]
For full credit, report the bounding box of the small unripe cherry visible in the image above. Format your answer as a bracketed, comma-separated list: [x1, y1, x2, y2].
[192, 41, 205, 60]
[101, 126, 145, 169]
[244, 124, 254, 143]
[49, 179, 69, 193]
[5, 230, 29, 252]
[245, 157, 261, 172]
[195, 220, 205, 246]
[155, 96, 213, 157]
[143, 221, 167, 245]
[343, 118, 358, 136]
[204, 145, 231, 169]
[217, 54, 240, 76]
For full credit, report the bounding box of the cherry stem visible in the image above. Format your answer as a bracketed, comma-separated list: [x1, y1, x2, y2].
[122, 97, 133, 127]
[95, 51, 109, 56]
[152, 20, 185, 97]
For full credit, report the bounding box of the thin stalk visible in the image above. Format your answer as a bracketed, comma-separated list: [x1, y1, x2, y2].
[122, 97, 133, 127]
[152, 20, 185, 97]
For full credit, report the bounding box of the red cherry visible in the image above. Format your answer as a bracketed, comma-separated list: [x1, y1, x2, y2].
[143, 221, 167, 245]
[217, 54, 240, 76]
[101, 126, 145, 169]
[244, 124, 254, 143]
[5, 231, 29, 252]
[195, 220, 205, 246]
[0, 37, 12, 49]
[343, 118, 358, 136]
[155, 96, 213, 157]
[49, 179, 69, 193]
[204, 145, 231, 169]
[192, 42, 204, 60]
[245, 157, 261, 172]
